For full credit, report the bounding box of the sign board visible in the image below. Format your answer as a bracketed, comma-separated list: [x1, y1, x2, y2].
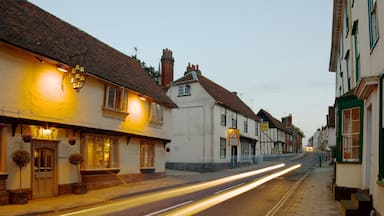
[227, 128, 240, 146]
[261, 122, 269, 131]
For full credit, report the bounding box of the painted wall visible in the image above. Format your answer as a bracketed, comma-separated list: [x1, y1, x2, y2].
[336, 163, 362, 188]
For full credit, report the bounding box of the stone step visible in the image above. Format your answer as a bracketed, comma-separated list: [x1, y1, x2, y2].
[351, 192, 373, 215]
[340, 200, 359, 216]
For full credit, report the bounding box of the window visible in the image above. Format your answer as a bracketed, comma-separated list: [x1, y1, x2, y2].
[140, 142, 154, 168]
[241, 142, 249, 161]
[345, 50, 351, 91]
[368, 0, 379, 48]
[104, 85, 128, 113]
[345, 0, 350, 35]
[220, 108, 227, 126]
[255, 122, 259, 136]
[244, 118, 248, 133]
[83, 135, 119, 169]
[151, 102, 163, 124]
[220, 138, 226, 159]
[178, 84, 191, 96]
[342, 107, 360, 162]
[231, 113, 237, 128]
[352, 21, 361, 81]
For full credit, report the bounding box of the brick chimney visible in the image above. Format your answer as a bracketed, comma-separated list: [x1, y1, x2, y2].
[185, 62, 201, 75]
[161, 48, 174, 87]
[282, 114, 292, 127]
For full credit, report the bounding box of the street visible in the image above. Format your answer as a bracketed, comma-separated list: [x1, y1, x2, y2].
[54, 152, 322, 216]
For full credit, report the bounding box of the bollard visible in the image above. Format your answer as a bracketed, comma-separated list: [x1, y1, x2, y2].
[319, 155, 322, 167]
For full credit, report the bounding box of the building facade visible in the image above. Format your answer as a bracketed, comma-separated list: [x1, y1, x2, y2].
[165, 63, 261, 171]
[329, 0, 384, 214]
[0, 0, 176, 202]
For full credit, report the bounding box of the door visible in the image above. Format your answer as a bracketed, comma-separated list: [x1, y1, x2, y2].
[32, 141, 58, 198]
[231, 146, 237, 168]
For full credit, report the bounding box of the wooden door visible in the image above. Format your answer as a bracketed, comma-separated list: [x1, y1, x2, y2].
[32, 141, 57, 198]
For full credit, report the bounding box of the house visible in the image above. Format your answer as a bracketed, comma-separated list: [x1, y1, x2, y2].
[329, 0, 384, 214]
[0, 0, 176, 203]
[163, 60, 261, 171]
[281, 114, 303, 153]
[257, 109, 292, 155]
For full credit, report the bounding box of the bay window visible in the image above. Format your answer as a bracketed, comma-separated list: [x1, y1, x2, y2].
[82, 135, 119, 169]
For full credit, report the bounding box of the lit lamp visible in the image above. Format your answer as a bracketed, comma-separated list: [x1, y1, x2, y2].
[70, 64, 86, 92]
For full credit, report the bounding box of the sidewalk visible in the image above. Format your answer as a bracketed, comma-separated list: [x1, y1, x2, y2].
[276, 162, 340, 216]
[0, 153, 330, 216]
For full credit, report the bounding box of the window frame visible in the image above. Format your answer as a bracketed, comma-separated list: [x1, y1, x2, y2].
[140, 141, 155, 169]
[368, 0, 379, 49]
[255, 121, 259, 136]
[104, 85, 128, 113]
[342, 107, 360, 162]
[82, 134, 119, 170]
[231, 112, 238, 129]
[150, 102, 164, 124]
[178, 84, 191, 97]
[220, 108, 227, 126]
[220, 138, 226, 159]
[244, 118, 248, 133]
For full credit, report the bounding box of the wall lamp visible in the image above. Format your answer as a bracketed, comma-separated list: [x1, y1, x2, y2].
[70, 64, 86, 92]
[56, 64, 68, 73]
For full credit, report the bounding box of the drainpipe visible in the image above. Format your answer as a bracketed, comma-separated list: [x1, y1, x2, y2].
[379, 74, 384, 180]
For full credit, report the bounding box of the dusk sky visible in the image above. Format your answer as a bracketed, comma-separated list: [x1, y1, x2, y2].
[28, 0, 335, 143]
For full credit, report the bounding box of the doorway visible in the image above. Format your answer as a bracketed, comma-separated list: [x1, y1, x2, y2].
[231, 146, 238, 168]
[32, 140, 58, 198]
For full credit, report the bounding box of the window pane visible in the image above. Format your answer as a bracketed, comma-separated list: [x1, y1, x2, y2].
[352, 108, 360, 120]
[352, 120, 360, 133]
[115, 88, 122, 111]
[107, 87, 115, 109]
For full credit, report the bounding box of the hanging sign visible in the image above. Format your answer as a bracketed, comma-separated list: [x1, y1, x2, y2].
[227, 128, 240, 146]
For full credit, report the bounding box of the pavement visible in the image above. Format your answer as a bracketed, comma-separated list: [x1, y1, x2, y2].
[0, 153, 341, 216]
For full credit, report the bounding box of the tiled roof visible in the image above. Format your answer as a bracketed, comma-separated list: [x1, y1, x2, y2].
[257, 109, 290, 133]
[0, 0, 176, 108]
[173, 71, 260, 121]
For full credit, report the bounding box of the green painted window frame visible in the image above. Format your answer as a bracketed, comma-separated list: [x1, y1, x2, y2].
[368, 0, 379, 49]
[336, 95, 364, 163]
[352, 20, 360, 81]
[379, 76, 384, 182]
[345, 0, 350, 36]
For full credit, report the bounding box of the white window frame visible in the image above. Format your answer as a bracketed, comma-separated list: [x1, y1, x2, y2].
[244, 118, 248, 133]
[178, 84, 191, 96]
[151, 102, 164, 124]
[220, 108, 227, 126]
[231, 113, 237, 128]
[342, 107, 360, 162]
[104, 85, 128, 113]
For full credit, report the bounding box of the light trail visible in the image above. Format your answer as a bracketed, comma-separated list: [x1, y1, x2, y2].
[163, 164, 302, 216]
[214, 183, 245, 194]
[145, 200, 193, 216]
[59, 163, 285, 216]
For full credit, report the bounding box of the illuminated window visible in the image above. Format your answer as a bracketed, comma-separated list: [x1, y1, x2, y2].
[104, 85, 128, 113]
[83, 135, 119, 169]
[220, 138, 226, 159]
[178, 84, 191, 96]
[342, 107, 360, 162]
[140, 142, 154, 168]
[151, 102, 163, 123]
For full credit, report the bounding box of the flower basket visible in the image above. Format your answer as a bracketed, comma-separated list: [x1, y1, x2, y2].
[22, 135, 32, 143]
[68, 137, 76, 145]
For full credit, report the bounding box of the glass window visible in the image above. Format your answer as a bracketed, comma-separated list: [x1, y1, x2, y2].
[345, 0, 350, 34]
[345, 51, 351, 91]
[178, 84, 191, 96]
[105, 85, 128, 113]
[140, 142, 154, 168]
[83, 135, 119, 169]
[151, 102, 163, 123]
[241, 142, 249, 161]
[220, 108, 227, 126]
[231, 113, 237, 128]
[255, 121, 259, 136]
[220, 138, 226, 159]
[368, 0, 379, 48]
[244, 118, 248, 133]
[342, 107, 360, 161]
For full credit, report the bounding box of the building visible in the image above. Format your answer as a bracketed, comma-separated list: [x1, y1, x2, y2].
[281, 114, 303, 153]
[257, 109, 292, 155]
[165, 62, 261, 171]
[0, 0, 176, 202]
[329, 0, 384, 214]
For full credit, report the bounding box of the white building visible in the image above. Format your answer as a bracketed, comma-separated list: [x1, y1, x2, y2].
[165, 64, 261, 171]
[329, 0, 384, 214]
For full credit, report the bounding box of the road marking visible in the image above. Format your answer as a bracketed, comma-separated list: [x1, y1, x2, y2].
[145, 200, 193, 216]
[214, 183, 245, 194]
[162, 164, 302, 216]
[265, 169, 311, 216]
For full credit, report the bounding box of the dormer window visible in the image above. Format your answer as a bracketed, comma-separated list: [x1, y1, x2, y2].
[104, 85, 128, 114]
[178, 84, 191, 96]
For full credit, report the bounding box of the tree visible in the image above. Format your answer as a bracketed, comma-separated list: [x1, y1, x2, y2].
[132, 55, 161, 84]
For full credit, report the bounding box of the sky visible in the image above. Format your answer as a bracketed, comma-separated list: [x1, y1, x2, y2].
[28, 0, 335, 144]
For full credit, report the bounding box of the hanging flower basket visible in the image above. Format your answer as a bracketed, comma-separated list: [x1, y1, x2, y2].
[22, 135, 32, 143]
[68, 136, 76, 145]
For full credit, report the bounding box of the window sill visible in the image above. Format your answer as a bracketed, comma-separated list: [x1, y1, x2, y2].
[177, 94, 191, 97]
[102, 107, 129, 120]
[81, 168, 120, 175]
[140, 168, 155, 173]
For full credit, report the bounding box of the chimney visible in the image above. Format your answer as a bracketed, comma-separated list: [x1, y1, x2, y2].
[185, 62, 201, 75]
[282, 114, 292, 127]
[161, 48, 174, 87]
